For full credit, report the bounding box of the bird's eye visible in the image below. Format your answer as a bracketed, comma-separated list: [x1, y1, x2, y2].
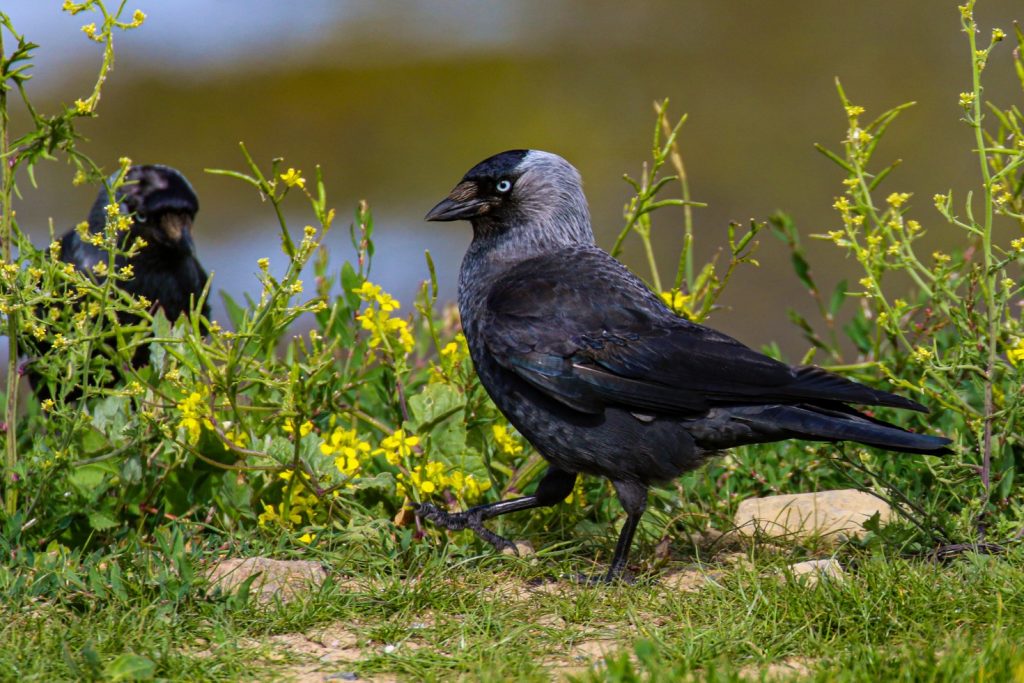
[135, 212, 148, 223]
[496, 179, 512, 193]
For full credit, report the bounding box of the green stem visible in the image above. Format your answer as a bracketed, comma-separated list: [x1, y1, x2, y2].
[640, 222, 663, 293]
[965, 6, 997, 534]
[1, 24, 19, 516]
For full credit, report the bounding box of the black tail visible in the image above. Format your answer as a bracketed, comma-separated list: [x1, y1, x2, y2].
[732, 403, 953, 455]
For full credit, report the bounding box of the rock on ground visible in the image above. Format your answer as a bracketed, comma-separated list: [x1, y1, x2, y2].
[205, 557, 328, 603]
[734, 489, 890, 544]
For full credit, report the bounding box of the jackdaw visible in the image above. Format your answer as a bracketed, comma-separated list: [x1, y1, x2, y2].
[29, 164, 209, 396]
[418, 149, 952, 582]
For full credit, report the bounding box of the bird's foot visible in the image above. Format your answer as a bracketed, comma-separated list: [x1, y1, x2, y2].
[414, 503, 517, 554]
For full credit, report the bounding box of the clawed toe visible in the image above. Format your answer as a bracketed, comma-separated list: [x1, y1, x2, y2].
[413, 502, 516, 552]
[414, 502, 467, 530]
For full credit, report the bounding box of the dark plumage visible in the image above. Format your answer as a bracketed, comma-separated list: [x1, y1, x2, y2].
[418, 149, 952, 582]
[29, 164, 209, 395]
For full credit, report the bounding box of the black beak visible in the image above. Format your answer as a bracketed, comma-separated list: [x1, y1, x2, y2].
[155, 212, 196, 253]
[425, 181, 490, 222]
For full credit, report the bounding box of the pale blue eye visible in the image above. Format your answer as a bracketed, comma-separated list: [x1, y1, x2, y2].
[496, 179, 512, 193]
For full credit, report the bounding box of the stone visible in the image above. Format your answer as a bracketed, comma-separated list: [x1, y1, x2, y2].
[734, 489, 891, 543]
[205, 557, 328, 603]
[787, 558, 845, 586]
[500, 540, 535, 557]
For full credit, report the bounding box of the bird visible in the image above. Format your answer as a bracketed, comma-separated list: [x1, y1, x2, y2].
[28, 164, 209, 397]
[417, 149, 952, 583]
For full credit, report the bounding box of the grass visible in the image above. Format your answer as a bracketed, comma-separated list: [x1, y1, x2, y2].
[2, 533, 1022, 682]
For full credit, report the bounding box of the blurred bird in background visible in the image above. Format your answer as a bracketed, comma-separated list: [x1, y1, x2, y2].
[27, 164, 209, 397]
[418, 149, 952, 582]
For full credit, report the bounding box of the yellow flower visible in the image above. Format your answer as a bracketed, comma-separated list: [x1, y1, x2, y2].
[177, 391, 212, 445]
[257, 503, 279, 528]
[279, 168, 306, 189]
[128, 9, 146, 27]
[447, 469, 491, 501]
[492, 424, 524, 457]
[844, 105, 865, 118]
[959, 92, 976, 108]
[374, 429, 419, 465]
[81, 22, 99, 40]
[73, 99, 92, 114]
[283, 419, 314, 437]
[257, 257, 270, 271]
[660, 290, 694, 318]
[297, 532, 316, 544]
[319, 426, 372, 479]
[224, 425, 248, 447]
[1008, 340, 1024, 367]
[41, 399, 55, 412]
[886, 192, 911, 208]
[353, 280, 400, 312]
[396, 460, 452, 498]
[564, 477, 588, 507]
[912, 346, 934, 364]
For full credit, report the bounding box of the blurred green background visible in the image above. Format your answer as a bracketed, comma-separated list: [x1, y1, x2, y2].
[5, 1, 1021, 357]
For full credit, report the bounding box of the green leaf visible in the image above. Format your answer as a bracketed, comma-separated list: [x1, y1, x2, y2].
[87, 510, 119, 531]
[829, 280, 848, 316]
[92, 395, 127, 434]
[104, 654, 156, 681]
[267, 436, 293, 463]
[790, 251, 814, 292]
[407, 383, 466, 431]
[69, 461, 117, 498]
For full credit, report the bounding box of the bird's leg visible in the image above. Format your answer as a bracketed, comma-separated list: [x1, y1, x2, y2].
[415, 466, 576, 554]
[575, 479, 648, 585]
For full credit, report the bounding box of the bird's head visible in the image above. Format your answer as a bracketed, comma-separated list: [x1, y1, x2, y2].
[426, 150, 594, 252]
[89, 164, 200, 255]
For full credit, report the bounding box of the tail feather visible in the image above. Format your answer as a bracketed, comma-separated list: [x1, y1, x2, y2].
[790, 366, 928, 413]
[733, 403, 953, 455]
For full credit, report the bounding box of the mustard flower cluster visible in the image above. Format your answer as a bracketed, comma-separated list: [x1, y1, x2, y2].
[354, 281, 414, 355]
[319, 425, 372, 479]
[257, 470, 319, 535]
[492, 423, 524, 457]
[396, 461, 490, 501]
[177, 391, 212, 444]
[373, 428, 419, 466]
[431, 332, 470, 382]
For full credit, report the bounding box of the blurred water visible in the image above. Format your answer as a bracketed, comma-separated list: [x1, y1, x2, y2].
[3, 0, 1022, 364]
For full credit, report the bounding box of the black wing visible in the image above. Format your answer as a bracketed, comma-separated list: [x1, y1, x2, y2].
[481, 247, 925, 416]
